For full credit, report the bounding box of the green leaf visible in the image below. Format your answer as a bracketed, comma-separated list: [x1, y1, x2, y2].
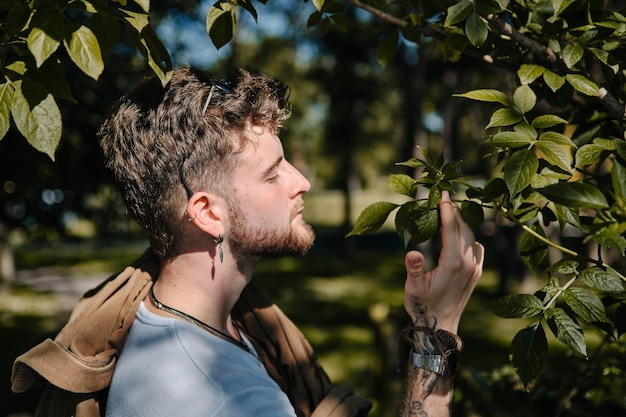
[562, 44, 584, 69]
[486, 108, 523, 129]
[63, 24, 104, 80]
[427, 185, 443, 209]
[530, 167, 566, 188]
[588, 47, 619, 74]
[563, 287, 611, 324]
[513, 122, 537, 139]
[347, 201, 399, 236]
[490, 294, 544, 318]
[27, 11, 65, 67]
[91, 12, 123, 50]
[543, 70, 565, 92]
[553, 0, 574, 18]
[465, 12, 488, 47]
[520, 223, 548, 271]
[395, 203, 440, 247]
[482, 131, 533, 149]
[138, 26, 172, 86]
[10, 81, 61, 160]
[236, 0, 259, 22]
[27, 60, 75, 103]
[537, 182, 609, 209]
[444, 0, 472, 27]
[504, 149, 538, 196]
[0, 83, 14, 139]
[122, 9, 150, 32]
[377, 29, 398, 68]
[565, 74, 599, 96]
[531, 114, 567, 129]
[611, 160, 626, 205]
[575, 143, 607, 166]
[510, 323, 549, 387]
[454, 89, 511, 106]
[554, 204, 581, 229]
[616, 141, 626, 161]
[518, 64, 546, 85]
[312, 0, 325, 11]
[388, 174, 417, 198]
[132, 0, 150, 13]
[306, 10, 322, 28]
[483, 177, 507, 202]
[546, 259, 578, 275]
[396, 157, 427, 169]
[513, 85, 536, 114]
[539, 131, 575, 147]
[535, 140, 573, 173]
[460, 200, 484, 229]
[206, 1, 236, 50]
[579, 266, 624, 292]
[546, 308, 587, 357]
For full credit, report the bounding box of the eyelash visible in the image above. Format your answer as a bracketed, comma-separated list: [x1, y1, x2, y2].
[267, 174, 279, 183]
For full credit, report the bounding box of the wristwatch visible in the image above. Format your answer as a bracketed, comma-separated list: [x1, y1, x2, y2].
[410, 349, 457, 376]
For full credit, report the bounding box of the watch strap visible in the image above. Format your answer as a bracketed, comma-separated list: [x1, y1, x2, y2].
[410, 349, 457, 376]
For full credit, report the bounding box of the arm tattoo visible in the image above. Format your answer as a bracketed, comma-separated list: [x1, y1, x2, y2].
[410, 299, 438, 354]
[405, 400, 429, 416]
[399, 297, 451, 417]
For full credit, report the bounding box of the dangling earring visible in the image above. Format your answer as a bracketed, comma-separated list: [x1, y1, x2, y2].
[213, 234, 224, 263]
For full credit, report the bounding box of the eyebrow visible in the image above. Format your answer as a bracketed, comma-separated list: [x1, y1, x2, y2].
[261, 156, 283, 178]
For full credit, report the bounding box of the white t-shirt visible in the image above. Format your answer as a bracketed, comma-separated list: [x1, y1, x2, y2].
[105, 302, 296, 417]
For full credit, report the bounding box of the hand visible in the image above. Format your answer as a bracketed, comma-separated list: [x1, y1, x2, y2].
[403, 191, 484, 334]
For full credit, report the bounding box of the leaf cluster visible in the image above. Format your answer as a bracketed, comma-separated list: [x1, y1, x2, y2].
[1, 0, 172, 159]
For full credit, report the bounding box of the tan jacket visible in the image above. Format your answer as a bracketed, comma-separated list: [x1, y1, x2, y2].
[11, 249, 371, 417]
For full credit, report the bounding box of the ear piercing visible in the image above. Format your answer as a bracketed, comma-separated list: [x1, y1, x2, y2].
[213, 234, 224, 263]
[185, 211, 197, 222]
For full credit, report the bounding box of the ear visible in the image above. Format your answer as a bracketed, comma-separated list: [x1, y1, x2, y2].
[185, 192, 226, 238]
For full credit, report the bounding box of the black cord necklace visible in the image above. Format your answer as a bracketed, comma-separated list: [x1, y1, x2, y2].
[149, 286, 252, 354]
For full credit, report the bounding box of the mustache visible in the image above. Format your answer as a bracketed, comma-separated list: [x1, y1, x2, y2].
[291, 200, 305, 219]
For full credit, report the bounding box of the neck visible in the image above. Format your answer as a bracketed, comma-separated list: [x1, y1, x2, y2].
[149, 251, 251, 336]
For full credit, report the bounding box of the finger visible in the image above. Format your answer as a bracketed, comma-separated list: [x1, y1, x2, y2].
[405, 250, 426, 281]
[438, 191, 461, 258]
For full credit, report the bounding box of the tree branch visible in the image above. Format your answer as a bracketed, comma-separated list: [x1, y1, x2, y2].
[344, 0, 626, 121]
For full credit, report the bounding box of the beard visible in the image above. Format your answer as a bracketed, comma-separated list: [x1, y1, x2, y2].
[227, 200, 315, 258]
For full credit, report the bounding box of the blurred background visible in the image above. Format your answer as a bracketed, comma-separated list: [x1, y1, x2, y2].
[2, 1, 625, 416]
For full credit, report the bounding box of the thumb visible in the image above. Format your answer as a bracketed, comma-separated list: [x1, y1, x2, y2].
[405, 250, 425, 281]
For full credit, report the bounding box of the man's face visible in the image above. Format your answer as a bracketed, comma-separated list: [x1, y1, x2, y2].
[227, 126, 315, 258]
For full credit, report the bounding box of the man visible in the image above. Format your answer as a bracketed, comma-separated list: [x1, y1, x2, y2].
[12, 67, 483, 417]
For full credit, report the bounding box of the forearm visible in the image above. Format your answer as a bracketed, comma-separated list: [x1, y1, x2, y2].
[400, 364, 452, 417]
[399, 304, 461, 417]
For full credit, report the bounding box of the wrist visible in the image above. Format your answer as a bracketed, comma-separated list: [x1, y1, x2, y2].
[408, 327, 463, 376]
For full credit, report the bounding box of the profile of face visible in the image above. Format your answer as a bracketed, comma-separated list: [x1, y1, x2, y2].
[227, 126, 315, 258]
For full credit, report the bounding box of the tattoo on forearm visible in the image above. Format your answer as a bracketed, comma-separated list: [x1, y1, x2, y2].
[406, 400, 428, 416]
[410, 299, 438, 354]
[399, 297, 451, 417]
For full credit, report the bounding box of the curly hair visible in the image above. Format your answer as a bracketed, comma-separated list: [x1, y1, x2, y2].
[98, 67, 292, 259]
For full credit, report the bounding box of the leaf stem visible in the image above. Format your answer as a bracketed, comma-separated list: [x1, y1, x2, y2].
[496, 204, 626, 283]
[543, 276, 577, 311]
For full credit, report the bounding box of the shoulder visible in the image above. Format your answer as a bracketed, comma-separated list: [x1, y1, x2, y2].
[106, 304, 296, 417]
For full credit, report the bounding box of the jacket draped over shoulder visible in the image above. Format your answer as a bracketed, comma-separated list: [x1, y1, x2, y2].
[11, 249, 371, 417]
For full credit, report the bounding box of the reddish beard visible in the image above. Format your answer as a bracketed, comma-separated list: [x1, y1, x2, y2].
[228, 201, 315, 258]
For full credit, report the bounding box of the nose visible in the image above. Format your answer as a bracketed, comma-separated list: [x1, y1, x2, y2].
[287, 161, 311, 195]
